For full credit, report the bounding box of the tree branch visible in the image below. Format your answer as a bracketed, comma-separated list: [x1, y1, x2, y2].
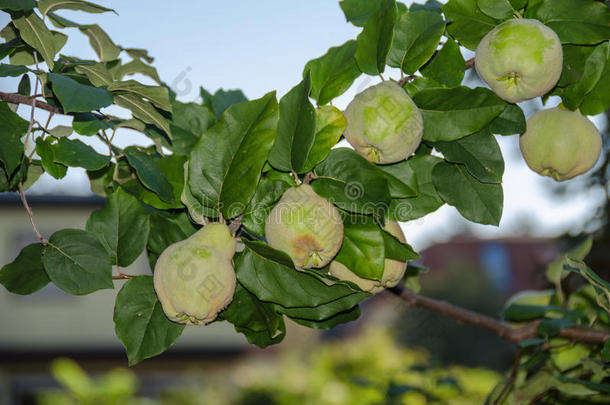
[0, 91, 62, 114]
[18, 183, 48, 245]
[389, 284, 610, 345]
[465, 57, 474, 69]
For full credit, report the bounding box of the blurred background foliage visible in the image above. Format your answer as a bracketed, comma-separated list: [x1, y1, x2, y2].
[36, 327, 500, 405]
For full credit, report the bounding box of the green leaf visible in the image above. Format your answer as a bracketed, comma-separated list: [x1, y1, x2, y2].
[278, 297, 362, 322]
[525, 0, 610, 45]
[562, 42, 609, 116]
[304, 40, 362, 105]
[268, 73, 316, 173]
[378, 158, 419, 198]
[108, 80, 171, 112]
[114, 94, 171, 135]
[0, 63, 29, 76]
[434, 127, 504, 183]
[242, 176, 291, 236]
[116, 59, 161, 84]
[35, 137, 67, 179]
[546, 237, 592, 287]
[412, 86, 506, 142]
[123, 146, 175, 205]
[382, 228, 419, 261]
[387, 9, 446, 74]
[442, 0, 500, 50]
[235, 241, 369, 310]
[53, 137, 110, 170]
[188, 92, 278, 219]
[74, 62, 112, 86]
[302, 105, 346, 173]
[47, 12, 83, 28]
[339, 0, 382, 26]
[47, 72, 113, 113]
[17, 73, 31, 96]
[0, 101, 28, 175]
[114, 276, 185, 366]
[489, 104, 526, 135]
[38, 0, 115, 16]
[432, 161, 503, 226]
[0, 243, 49, 295]
[312, 148, 391, 218]
[288, 305, 361, 330]
[477, 0, 515, 20]
[388, 156, 444, 221]
[169, 100, 215, 155]
[335, 214, 385, 281]
[420, 39, 465, 87]
[86, 189, 150, 267]
[538, 318, 576, 337]
[72, 112, 112, 135]
[354, 0, 397, 75]
[48, 125, 73, 138]
[0, 0, 36, 11]
[207, 88, 248, 120]
[220, 283, 286, 348]
[410, 0, 443, 13]
[147, 212, 197, 270]
[12, 11, 59, 69]
[42, 228, 113, 295]
[79, 24, 120, 61]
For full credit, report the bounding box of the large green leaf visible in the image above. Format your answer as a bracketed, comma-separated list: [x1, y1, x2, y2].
[188, 92, 278, 219]
[146, 212, 198, 270]
[204, 88, 248, 120]
[420, 39, 465, 87]
[334, 214, 385, 281]
[235, 241, 369, 311]
[387, 8, 446, 74]
[242, 176, 291, 236]
[302, 106, 346, 173]
[52, 137, 111, 170]
[442, 0, 499, 50]
[312, 148, 391, 218]
[114, 276, 185, 366]
[561, 42, 609, 116]
[525, 0, 610, 45]
[304, 40, 361, 105]
[432, 161, 503, 226]
[0, 243, 50, 295]
[354, 0, 397, 75]
[477, 0, 515, 20]
[79, 24, 120, 61]
[35, 137, 67, 179]
[388, 155, 443, 221]
[86, 189, 150, 267]
[116, 59, 161, 84]
[0, 0, 36, 11]
[339, 0, 382, 26]
[434, 128, 504, 183]
[108, 80, 171, 112]
[47, 72, 113, 113]
[412, 86, 506, 142]
[0, 63, 29, 77]
[123, 146, 174, 205]
[378, 158, 419, 198]
[73, 62, 113, 86]
[268, 73, 316, 173]
[38, 0, 115, 16]
[0, 101, 28, 175]
[42, 228, 113, 295]
[220, 283, 286, 348]
[287, 305, 361, 329]
[12, 11, 59, 69]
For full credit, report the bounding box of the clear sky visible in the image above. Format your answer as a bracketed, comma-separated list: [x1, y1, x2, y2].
[0, 1, 606, 249]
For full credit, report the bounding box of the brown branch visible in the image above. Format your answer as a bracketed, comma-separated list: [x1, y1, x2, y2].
[18, 183, 48, 245]
[112, 274, 136, 280]
[0, 91, 62, 114]
[389, 284, 610, 345]
[465, 57, 474, 69]
[228, 216, 243, 234]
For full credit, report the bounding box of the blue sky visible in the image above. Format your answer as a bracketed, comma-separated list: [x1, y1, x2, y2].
[0, 1, 606, 249]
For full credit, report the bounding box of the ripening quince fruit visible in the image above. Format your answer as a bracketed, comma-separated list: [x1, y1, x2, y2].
[344, 81, 423, 164]
[265, 184, 343, 269]
[519, 107, 602, 181]
[329, 221, 407, 293]
[475, 18, 562, 103]
[153, 223, 236, 325]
